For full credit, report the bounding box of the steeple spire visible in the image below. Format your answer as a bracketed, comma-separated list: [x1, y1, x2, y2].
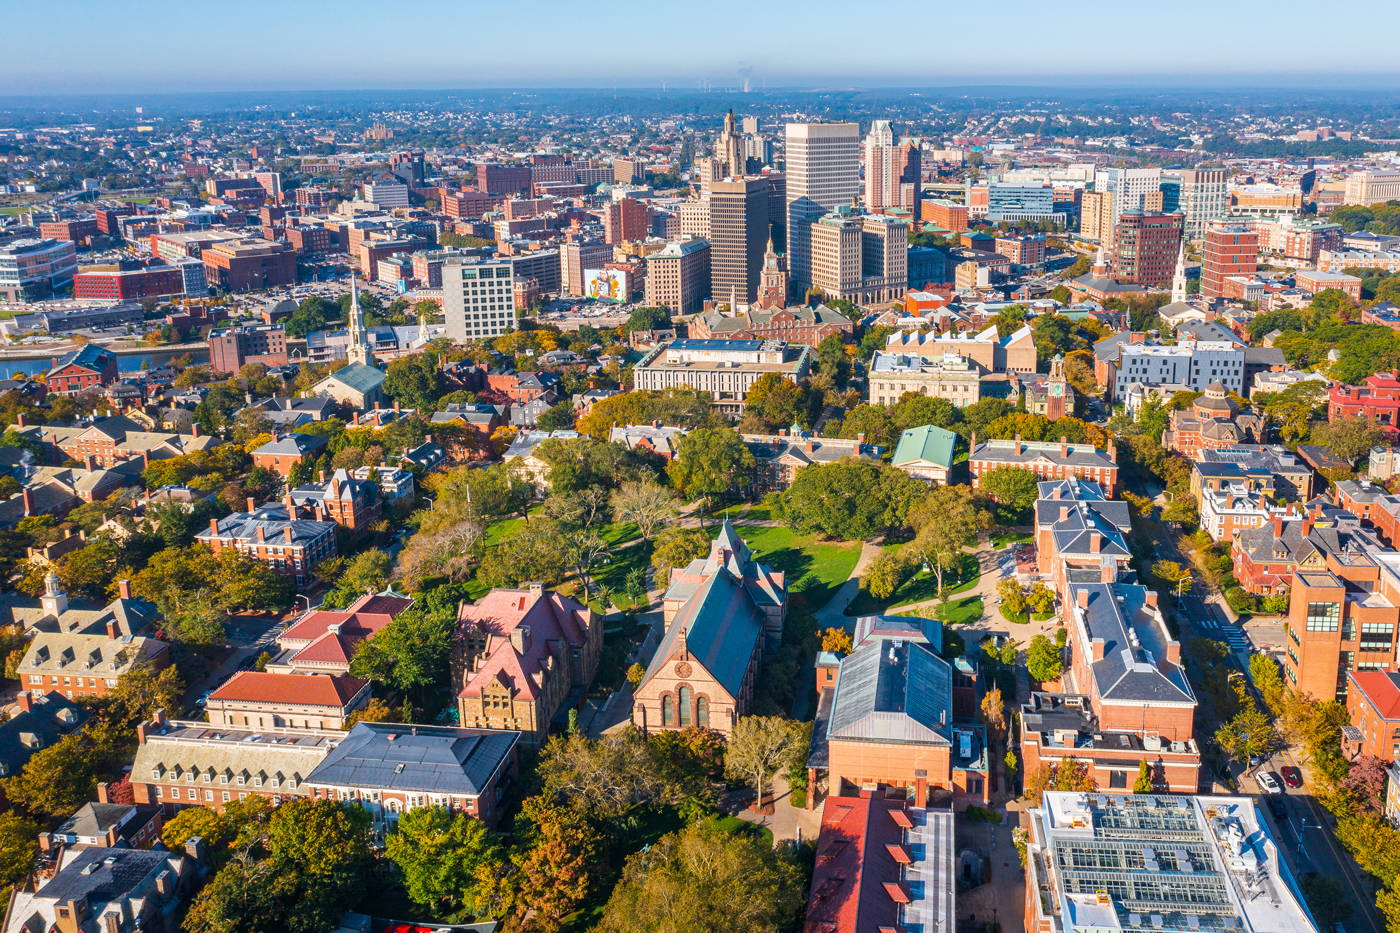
[346, 273, 370, 367]
[1170, 240, 1188, 304]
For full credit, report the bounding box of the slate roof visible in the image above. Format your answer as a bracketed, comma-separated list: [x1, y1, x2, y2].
[48, 344, 114, 377]
[661, 520, 786, 611]
[33, 846, 177, 912]
[1176, 320, 1244, 346]
[1069, 583, 1194, 705]
[0, 691, 88, 777]
[455, 587, 594, 702]
[305, 722, 519, 797]
[195, 502, 338, 549]
[826, 636, 952, 745]
[254, 433, 329, 457]
[971, 438, 1115, 470]
[892, 424, 957, 468]
[318, 362, 386, 394]
[852, 614, 942, 655]
[643, 567, 765, 700]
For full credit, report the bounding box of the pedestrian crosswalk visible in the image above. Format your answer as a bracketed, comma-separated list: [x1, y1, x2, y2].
[1197, 615, 1251, 651]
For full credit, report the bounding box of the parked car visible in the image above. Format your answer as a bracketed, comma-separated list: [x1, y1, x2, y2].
[1281, 766, 1303, 789]
[1254, 770, 1283, 795]
[195, 690, 214, 707]
[1267, 796, 1287, 820]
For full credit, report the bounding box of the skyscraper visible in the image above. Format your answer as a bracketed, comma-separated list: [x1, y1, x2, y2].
[1111, 210, 1184, 287]
[785, 122, 861, 293]
[1093, 167, 1162, 240]
[864, 121, 921, 213]
[1161, 168, 1228, 243]
[716, 109, 744, 178]
[708, 177, 771, 305]
[1201, 220, 1258, 299]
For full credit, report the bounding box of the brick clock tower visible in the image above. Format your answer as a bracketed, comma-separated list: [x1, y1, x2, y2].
[1046, 354, 1068, 421]
[754, 239, 788, 310]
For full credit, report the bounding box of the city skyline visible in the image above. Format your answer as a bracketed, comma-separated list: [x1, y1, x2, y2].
[6, 0, 1400, 95]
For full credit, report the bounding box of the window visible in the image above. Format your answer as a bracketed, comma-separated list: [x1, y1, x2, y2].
[697, 696, 709, 729]
[1109, 770, 1128, 788]
[1305, 602, 1340, 632]
[222, 791, 230, 802]
[678, 686, 691, 727]
[662, 695, 674, 727]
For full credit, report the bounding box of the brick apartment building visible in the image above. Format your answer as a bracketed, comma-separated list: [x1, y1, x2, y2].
[603, 197, 651, 244]
[285, 226, 334, 255]
[287, 470, 383, 538]
[1111, 210, 1184, 287]
[1347, 671, 1400, 762]
[1329, 372, 1400, 438]
[45, 345, 119, 395]
[39, 219, 99, 243]
[969, 435, 1119, 495]
[1201, 220, 1259, 299]
[208, 323, 288, 371]
[476, 163, 532, 196]
[194, 501, 338, 587]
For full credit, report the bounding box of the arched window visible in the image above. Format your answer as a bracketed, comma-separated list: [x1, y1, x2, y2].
[678, 686, 691, 726]
[662, 695, 674, 727]
[696, 696, 709, 729]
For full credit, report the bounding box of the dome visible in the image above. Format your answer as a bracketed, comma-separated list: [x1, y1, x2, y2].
[1194, 383, 1238, 416]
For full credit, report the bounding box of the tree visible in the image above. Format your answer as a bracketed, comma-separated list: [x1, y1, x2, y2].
[598, 821, 805, 933]
[1027, 582, 1056, 615]
[651, 526, 711, 581]
[773, 460, 926, 541]
[536, 401, 576, 432]
[350, 601, 456, 708]
[386, 806, 507, 920]
[666, 428, 755, 503]
[162, 806, 234, 853]
[3, 734, 95, 817]
[977, 465, 1040, 519]
[0, 812, 37, 891]
[626, 662, 646, 689]
[1133, 759, 1154, 794]
[744, 373, 808, 428]
[1027, 633, 1063, 683]
[821, 627, 853, 655]
[1250, 653, 1285, 715]
[905, 484, 992, 598]
[980, 686, 1006, 743]
[610, 480, 677, 540]
[624, 305, 671, 333]
[514, 797, 603, 927]
[1214, 703, 1277, 765]
[998, 578, 1028, 616]
[1151, 561, 1192, 594]
[863, 551, 912, 600]
[724, 716, 804, 807]
[1311, 418, 1386, 465]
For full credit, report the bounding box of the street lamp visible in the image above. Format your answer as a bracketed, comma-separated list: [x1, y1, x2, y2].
[1296, 815, 1320, 859]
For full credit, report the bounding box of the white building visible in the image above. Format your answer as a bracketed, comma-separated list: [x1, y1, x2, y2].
[363, 182, 410, 209]
[442, 257, 518, 343]
[785, 122, 861, 291]
[1093, 167, 1162, 233]
[1112, 340, 1245, 399]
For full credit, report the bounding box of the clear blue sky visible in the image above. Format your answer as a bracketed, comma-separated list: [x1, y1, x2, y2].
[7, 0, 1399, 95]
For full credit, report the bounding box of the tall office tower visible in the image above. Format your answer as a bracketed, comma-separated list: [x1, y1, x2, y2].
[716, 110, 744, 178]
[643, 236, 711, 315]
[864, 121, 921, 213]
[1201, 220, 1259, 299]
[811, 212, 863, 301]
[785, 122, 861, 292]
[604, 198, 650, 245]
[743, 134, 774, 169]
[764, 173, 787, 254]
[680, 198, 711, 239]
[561, 238, 614, 296]
[693, 157, 722, 194]
[811, 209, 908, 304]
[613, 158, 646, 186]
[443, 256, 518, 343]
[741, 116, 759, 135]
[860, 215, 908, 300]
[708, 177, 771, 305]
[1093, 167, 1162, 239]
[1079, 190, 1114, 243]
[1111, 210, 1184, 287]
[1162, 168, 1228, 243]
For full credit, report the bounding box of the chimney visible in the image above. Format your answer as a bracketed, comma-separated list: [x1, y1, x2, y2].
[83, 454, 95, 472]
[394, 400, 401, 412]
[509, 625, 532, 654]
[1014, 433, 1023, 455]
[136, 721, 147, 744]
[1090, 532, 1101, 553]
[1166, 640, 1181, 665]
[318, 470, 325, 482]
[106, 620, 118, 639]
[806, 440, 814, 453]
[246, 497, 256, 513]
[15, 691, 32, 713]
[141, 449, 149, 467]
[51, 357, 58, 370]
[185, 836, 206, 865]
[191, 423, 201, 437]
[1059, 505, 1069, 521]
[1302, 517, 1313, 537]
[1100, 561, 1116, 583]
[21, 487, 32, 517]
[1108, 443, 1117, 464]
[284, 527, 293, 543]
[1145, 591, 1159, 608]
[425, 434, 433, 444]
[209, 518, 219, 536]
[351, 411, 359, 426]
[971, 431, 977, 450]
[96, 782, 109, 804]
[1092, 637, 1105, 661]
[1077, 590, 1090, 609]
[256, 526, 265, 542]
[857, 433, 866, 445]
[14, 413, 24, 428]
[314, 503, 325, 522]
[375, 401, 382, 410]
[1060, 435, 1068, 458]
[284, 494, 296, 515]
[1224, 490, 1234, 510]
[1273, 515, 1283, 537]
[1052, 486, 1061, 500]
[154, 869, 173, 900]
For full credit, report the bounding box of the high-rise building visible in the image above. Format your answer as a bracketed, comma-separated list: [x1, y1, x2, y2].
[1111, 210, 1184, 287]
[442, 256, 518, 343]
[643, 236, 711, 315]
[1079, 190, 1114, 243]
[1093, 167, 1162, 239]
[810, 208, 908, 305]
[785, 122, 861, 292]
[716, 110, 744, 178]
[985, 184, 1059, 222]
[692, 158, 721, 194]
[613, 158, 646, 186]
[1344, 170, 1400, 206]
[476, 163, 531, 196]
[679, 198, 710, 239]
[708, 177, 771, 306]
[741, 116, 759, 135]
[1201, 220, 1259, 299]
[1161, 168, 1228, 242]
[863, 121, 921, 213]
[604, 198, 650, 245]
[561, 239, 614, 297]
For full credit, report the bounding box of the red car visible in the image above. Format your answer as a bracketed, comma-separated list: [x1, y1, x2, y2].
[1281, 766, 1303, 789]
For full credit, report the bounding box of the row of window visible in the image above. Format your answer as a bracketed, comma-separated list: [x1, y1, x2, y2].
[661, 687, 711, 729]
[29, 674, 118, 688]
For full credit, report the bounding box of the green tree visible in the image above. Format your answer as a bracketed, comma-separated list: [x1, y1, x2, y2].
[744, 373, 809, 429]
[651, 526, 712, 581]
[1133, 759, 1154, 794]
[322, 549, 393, 609]
[162, 806, 234, 853]
[350, 599, 456, 708]
[624, 305, 671, 333]
[724, 716, 804, 806]
[773, 460, 927, 541]
[1214, 703, 1277, 765]
[977, 465, 1040, 519]
[666, 427, 755, 503]
[1250, 653, 1285, 714]
[1311, 418, 1386, 465]
[598, 821, 806, 933]
[610, 480, 676, 540]
[1027, 633, 1063, 683]
[386, 806, 508, 920]
[0, 812, 38, 891]
[3, 734, 95, 817]
[905, 484, 992, 598]
[382, 352, 446, 411]
[536, 401, 577, 432]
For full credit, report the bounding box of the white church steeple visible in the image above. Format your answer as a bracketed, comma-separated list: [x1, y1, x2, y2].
[1170, 240, 1188, 305]
[346, 273, 370, 367]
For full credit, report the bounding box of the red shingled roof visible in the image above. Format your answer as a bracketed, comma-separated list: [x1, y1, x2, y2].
[805, 795, 909, 933]
[209, 671, 368, 707]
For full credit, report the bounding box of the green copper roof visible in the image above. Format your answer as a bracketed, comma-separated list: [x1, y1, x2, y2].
[892, 424, 957, 468]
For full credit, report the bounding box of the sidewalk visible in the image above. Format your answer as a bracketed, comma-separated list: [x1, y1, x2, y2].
[727, 773, 823, 845]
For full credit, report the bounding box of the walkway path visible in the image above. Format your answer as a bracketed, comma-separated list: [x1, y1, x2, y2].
[793, 538, 883, 720]
[728, 773, 823, 845]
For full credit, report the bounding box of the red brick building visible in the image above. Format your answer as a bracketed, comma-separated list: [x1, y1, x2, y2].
[1328, 372, 1400, 437]
[285, 226, 334, 255]
[202, 240, 296, 291]
[1111, 210, 1184, 287]
[476, 163, 532, 196]
[969, 435, 1119, 495]
[288, 470, 383, 539]
[45, 345, 118, 395]
[251, 433, 329, 477]
[208, 323, 288, 372]
[73, 265, 184, 301]
[194, 501, 338, 587]
[1346, 671, 1400, 762]
[603, 197, 650, 245]
[921, 199, 968, 231]
[1201, 220, 1258, 299]
[39, 219, 99, 243]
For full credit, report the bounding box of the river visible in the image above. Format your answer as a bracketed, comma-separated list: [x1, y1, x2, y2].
[0, 344, 211, 379]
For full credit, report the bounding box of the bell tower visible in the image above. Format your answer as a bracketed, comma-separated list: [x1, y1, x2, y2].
[1046, 354, 1068, 422]
[754, 238, 787, 310]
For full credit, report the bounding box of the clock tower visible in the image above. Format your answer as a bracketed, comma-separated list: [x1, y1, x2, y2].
[1046, 354, 1068, 421]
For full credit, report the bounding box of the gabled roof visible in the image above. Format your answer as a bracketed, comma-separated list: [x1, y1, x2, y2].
[254, 433, 329, 457]
[318, 362, 386, 394]
[456, 587, 593, 702]
[0, 691, 88, 775]
[827, 636, 952, 745]
[48, 344, 114, 376]
[642, 568, 764, 699]
[1350, 671, 1400, 720]
[892, 424, 957, 469]
[305, 722, 519, 796]
[1071, 583, 1193, 706]
[209, 671, 369, 709]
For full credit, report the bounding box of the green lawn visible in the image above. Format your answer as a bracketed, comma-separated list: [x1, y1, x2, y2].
[705, 520, 860, 612]
[992, 531, 1034, 549]
[931, 594, 984, 626]
[844, 552, 980, 617]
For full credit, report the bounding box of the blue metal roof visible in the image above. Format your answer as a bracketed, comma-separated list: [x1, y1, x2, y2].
[668, 338, 764, 350]
[305, 722, 519, 797]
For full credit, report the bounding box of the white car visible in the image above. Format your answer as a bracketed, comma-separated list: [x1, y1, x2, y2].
[1254, 770, 1282, 795]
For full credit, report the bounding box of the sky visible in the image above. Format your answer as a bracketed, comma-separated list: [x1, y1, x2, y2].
[6, 0, 1400, 95]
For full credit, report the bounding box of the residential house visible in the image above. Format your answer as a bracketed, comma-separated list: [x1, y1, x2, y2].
[205, 671, 372, 731]
[487, 371, 560, 405]
[3, 843, 196, 933]
[288, 469, 383, 538]
[501, 430, 580, 488]
[40, 798, 163, 855]
[0, 690, 88, 778]
[609, 423, 689, 460]
[251, 433, 329, 478]
[32, 415, 217, 468]
[451, 583, 601, 745]
[1200, 482, 1289, 543]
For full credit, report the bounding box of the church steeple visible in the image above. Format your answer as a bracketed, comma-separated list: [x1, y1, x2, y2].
[1170, 240, 1188, 304]
[346, 273, 370, 367]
